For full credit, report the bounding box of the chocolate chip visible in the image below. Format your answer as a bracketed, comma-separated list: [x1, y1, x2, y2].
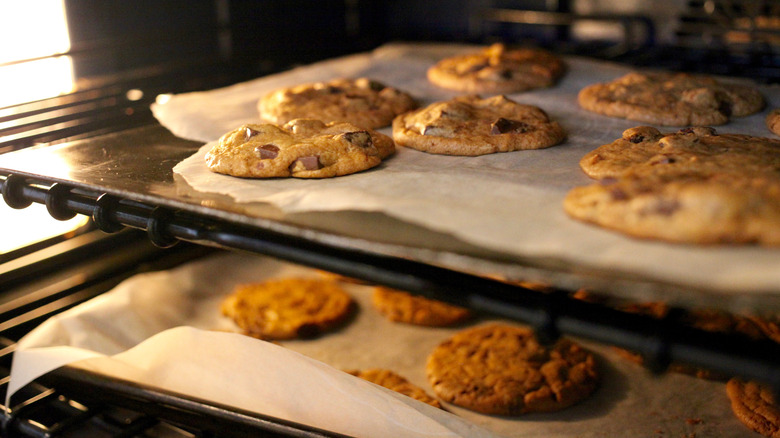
[490, 118, 530, 135]
[628, 133, 645, 143]
[609, 187, 629, 200]
[255, 144, 279, 159]
[245, 127, 261, 140]
[366, 80, 385, 91]
[498, 68, 513, 79]
[651, 155, 676, 165]
[718, 100, 732, 117]
[340, 130, 373, 148]
[324, 85, 342, 94]
[655, 199, 681, 216]
[290, 155, 321, 172]
[678, 128, 695, 134]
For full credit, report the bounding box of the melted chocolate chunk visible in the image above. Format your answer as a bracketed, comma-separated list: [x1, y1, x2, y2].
[718, 100, 732, 116]
[290, 155, 321, 172]
[245, 127, 261, 140]
[341, 131, 372, 148]
[255, 144, 279, 159]
[628, 133, 645, 144]
[490, 118, 530, 135]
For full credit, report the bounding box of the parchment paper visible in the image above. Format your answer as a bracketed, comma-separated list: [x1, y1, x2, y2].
[9, 253, 755, 437]
[153, 43, 780, 296]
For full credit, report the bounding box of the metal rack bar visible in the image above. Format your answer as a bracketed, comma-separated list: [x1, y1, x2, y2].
[2, 173, 779, 394]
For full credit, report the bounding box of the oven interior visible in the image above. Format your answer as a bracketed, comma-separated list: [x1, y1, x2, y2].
[1, 0, 779, 436]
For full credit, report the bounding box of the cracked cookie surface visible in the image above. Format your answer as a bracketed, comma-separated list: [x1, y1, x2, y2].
[565, 126, 780, 245]
[221, 278, 354, 340]
[427, 43, 565, 94]
[425, 324, 599, 415]
[392, 94, 565, 156]
[258, 77, 416, 129]
[578, 71, 764, 126]
[206, 119, 394, 178]
[727, 379, 780, 438]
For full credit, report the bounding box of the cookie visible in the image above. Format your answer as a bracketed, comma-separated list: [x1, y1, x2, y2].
[426, 324, 599, 415]
[371, 287, 471, 327]
[221, 278, 354, 340]
[345, 368, 442, 408]
[392, 94, 565, 156]
[612, 302, 775, 380]
[727, 378, 780, 437]
[427, 43, 565, 94]
[768, 109, 780, 136]
[578, 71, 764, 126]
[258, 77, 417, 129]
[565, 127, 780, 245]
[206, 119, 394, 178]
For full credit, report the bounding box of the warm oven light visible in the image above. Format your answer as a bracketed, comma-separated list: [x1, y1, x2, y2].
[0, 0, 74, 108]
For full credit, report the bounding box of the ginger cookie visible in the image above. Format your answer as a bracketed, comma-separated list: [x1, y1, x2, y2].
[426, 324, 599, 415]
[578, 71, 764, 126]
[727, 378, 780, 437]
[392, 94, 565, 156]
[371, 287, 471, 327]
[206, 119, 394, 178]
[768, 109, 780, 136]
[427, 43, 565, 94]
[565, 126, 780, 245]
[258, 77, 416, 129]
[345, 368, 442, 408]
[221, 278, 354, 340]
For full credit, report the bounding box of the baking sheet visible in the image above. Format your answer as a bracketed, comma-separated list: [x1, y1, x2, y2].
[153, 42, 780, 297]
[9, 252, 756, 437]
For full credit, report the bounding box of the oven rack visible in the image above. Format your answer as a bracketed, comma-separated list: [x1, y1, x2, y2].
[2, 172, 779, 396]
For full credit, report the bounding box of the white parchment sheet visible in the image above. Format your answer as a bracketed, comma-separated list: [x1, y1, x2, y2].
[9, 252, 755, 437]
[154, 43, 780, 296]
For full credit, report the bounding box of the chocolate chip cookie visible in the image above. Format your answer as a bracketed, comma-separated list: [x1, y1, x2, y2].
[206, 119, 394, 178]
[345, 368, 442, 408]
[427, 43, 566, 94]
[426, 324, 599, 415]
[221, 278, 354, 340]
[371, 287, 471, 327]
[258, 77, 417, 129]
[565, 127, 780, 245]
[578, 71, 764, 126]
[768, 109, 780, 136]
[727, 378, 780, 437]
[392, 94, 565, 156]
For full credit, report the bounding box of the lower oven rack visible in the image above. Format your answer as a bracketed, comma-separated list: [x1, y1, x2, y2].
[1, 172, 779, 403]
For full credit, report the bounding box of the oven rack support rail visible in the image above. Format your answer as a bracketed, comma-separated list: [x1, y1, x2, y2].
[2, 172, 779, 393]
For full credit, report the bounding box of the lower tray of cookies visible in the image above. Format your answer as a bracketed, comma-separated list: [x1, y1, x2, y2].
[9, 252, 772, 437]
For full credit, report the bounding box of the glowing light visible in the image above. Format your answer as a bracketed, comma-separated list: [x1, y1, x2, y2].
[0, 202, 89, 254]
[0, 0, 74, 107]
[156, 94, 173, 105]
[126, 89, 144, 101]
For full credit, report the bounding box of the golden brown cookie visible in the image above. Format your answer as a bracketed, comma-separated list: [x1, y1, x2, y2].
[221, 278, 354, 340]
[578, 71, 764, 126]
[727, 378, 780, 438]
[346, 368, 442, 408]
[565, 127, 780, 245]
[371, 287, 471, 327]
[258, 78, 417, 129]
[206, 119, 394, 178]
[427, 43, 565, 94]
[768, 109, 780, 136]
[392, 94, 565, 156]
[426, 324, 599, 415]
